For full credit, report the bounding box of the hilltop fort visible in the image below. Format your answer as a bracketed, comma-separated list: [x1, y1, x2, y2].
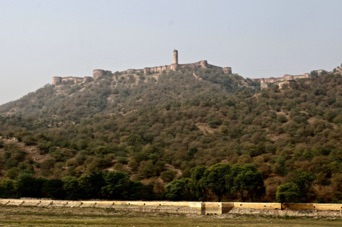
[52, 50, 232, 85]
[52, 50, 339, 88]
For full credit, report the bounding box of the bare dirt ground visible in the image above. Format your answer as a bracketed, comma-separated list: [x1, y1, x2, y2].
[0, 205, 341, 227]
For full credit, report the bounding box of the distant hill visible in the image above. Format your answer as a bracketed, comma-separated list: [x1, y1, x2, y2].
[0, 62, 341, 202]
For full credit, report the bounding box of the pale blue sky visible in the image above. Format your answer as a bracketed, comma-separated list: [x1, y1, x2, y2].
[1, 0, 341, 104]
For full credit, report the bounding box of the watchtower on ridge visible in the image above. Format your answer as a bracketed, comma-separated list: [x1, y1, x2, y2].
[173, 49, 178, 65]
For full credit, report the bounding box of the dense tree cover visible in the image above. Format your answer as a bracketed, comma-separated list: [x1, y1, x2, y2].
[0, 68, 341, 202]
[0, 164, 263, 202]
[0, 171, 154, 200]
[165, 163, 265, 202]
[275, 170, 316, 203]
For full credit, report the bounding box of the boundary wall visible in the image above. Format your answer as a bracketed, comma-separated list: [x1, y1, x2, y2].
[0, 199, 340, 216]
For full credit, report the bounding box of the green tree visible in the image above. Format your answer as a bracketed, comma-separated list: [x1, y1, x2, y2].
[126, 181, 155, 200]
[42, 179, 65, 199]
[138, 160, 157, 178]
[289, 171, 316, 202]
[276, 182, 301, 203]
[78, 172, 105, 199]
[165, 178, 190, 201]
[232, 164, 265, 201]
[204, 163, 231, 202]
[62, 176, 81, 200]
[0, 179, 17, 198]
[160, 170, 177, 183]
[16, 173, 45, 198]
[101, 171, 131, 200]
[189, 165, 207, 201]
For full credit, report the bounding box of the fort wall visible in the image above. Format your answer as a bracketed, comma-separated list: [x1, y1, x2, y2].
[93, 69, 112, 80]
[254, 73, 311, 89]
[51, 50, 233, 86]
[52, 76, 93, 86]
[0, 199, 340, 216]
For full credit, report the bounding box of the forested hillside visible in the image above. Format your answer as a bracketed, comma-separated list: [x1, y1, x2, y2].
[0, 67, 341, 202]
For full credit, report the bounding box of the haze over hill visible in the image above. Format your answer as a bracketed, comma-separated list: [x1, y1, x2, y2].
[0, 50, 341, 202]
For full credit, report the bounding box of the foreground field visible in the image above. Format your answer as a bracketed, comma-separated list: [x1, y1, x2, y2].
[0, 206, 341, 227]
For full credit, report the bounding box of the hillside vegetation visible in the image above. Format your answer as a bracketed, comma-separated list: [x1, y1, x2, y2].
[0, 67, 341, 202]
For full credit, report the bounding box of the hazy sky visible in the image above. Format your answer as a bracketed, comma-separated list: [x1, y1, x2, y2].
[1, 0, 341, 104]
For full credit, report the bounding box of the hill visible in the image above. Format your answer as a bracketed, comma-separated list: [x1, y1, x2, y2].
[0, 59, 341, 203]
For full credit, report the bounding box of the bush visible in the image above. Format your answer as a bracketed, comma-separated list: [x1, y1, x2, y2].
[160, 170, 177, 183]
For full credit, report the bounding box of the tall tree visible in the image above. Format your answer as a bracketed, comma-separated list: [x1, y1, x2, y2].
[0, 179, 17, 198]
[78, 172, 105, 199]
[165, 178, 190, 201]
[101, 171, 131, 200]
[189, 165, 207, 201]
[15, 173, 45, 198]
[288, 171, 316, 202]
[204, 163, 231, 202]
[232, 164, 265, 201]
[42, 179, 65, 199]
[62, 176, 82, 200]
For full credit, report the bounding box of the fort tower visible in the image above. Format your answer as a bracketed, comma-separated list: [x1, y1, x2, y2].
[173, 49, 178, 65]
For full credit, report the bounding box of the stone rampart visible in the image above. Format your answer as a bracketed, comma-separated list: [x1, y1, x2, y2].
[52, 76, 93, 86]
[93, 69, 112, 80]
[255, 73, 311, 89]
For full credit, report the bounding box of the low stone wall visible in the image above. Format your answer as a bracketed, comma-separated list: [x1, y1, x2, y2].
[226, 203, 341, 218]
[232, 202, 281, 210]
[0, 199, 204, 215]
[282, 203, 341, 211]
[107, 201, 203, 214]
[0, 199, 340, 216]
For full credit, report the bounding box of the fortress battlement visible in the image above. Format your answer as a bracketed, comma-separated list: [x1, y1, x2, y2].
[253, 73, 312, 89]
[51, 50, 232, 85]
[52, 76, 93, 86]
